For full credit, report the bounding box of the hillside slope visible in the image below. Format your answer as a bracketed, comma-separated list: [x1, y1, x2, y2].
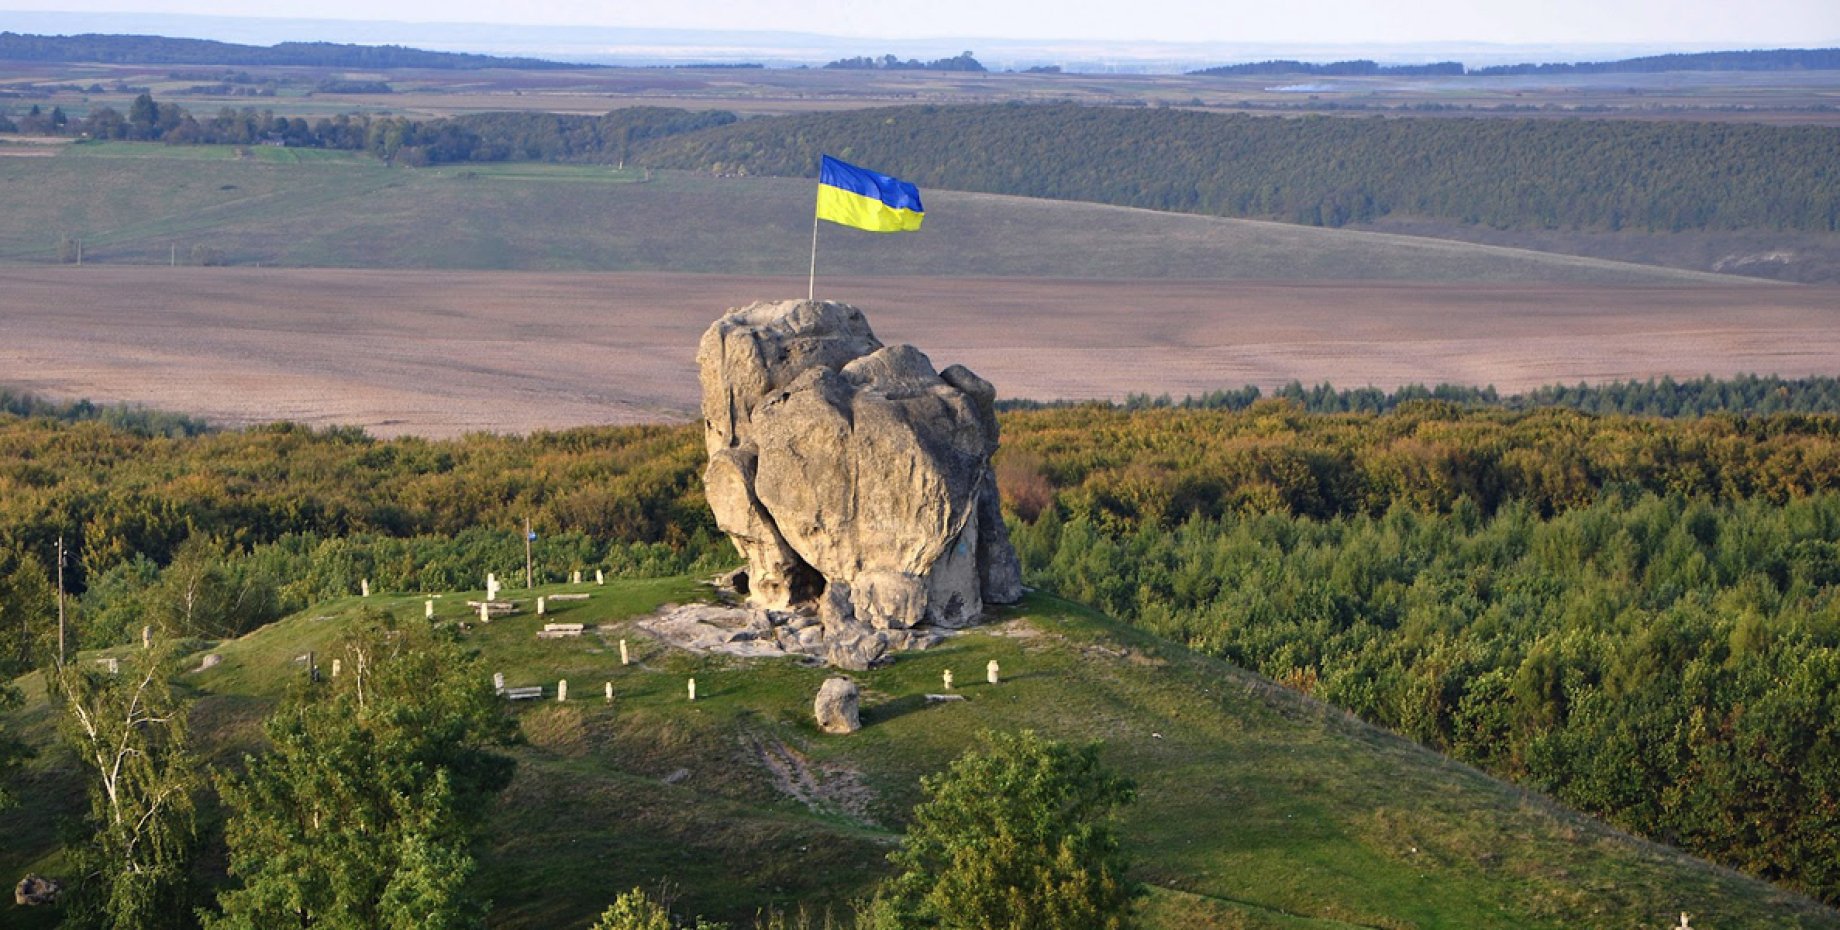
[0, 142, 1738, 283]
[4, 579, 1836, 929]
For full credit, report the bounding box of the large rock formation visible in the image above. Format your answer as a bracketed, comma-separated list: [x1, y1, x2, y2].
[699, 300, 1022, 667]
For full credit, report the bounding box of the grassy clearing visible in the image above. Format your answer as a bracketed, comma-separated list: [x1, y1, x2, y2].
[0, 141, 1728, 282]
[60, 141, 376, 164]
[4, 577, 1836, 929]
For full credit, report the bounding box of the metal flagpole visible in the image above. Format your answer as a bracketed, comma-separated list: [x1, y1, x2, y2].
[808, 206, 820, 301]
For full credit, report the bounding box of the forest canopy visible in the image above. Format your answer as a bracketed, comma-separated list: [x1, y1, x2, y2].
[5, 381, 1840, 902]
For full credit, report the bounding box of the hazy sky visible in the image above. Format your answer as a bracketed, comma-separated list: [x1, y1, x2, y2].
[8, 0, 1839, 46]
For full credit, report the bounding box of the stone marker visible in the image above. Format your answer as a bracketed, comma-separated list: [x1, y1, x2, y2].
[142, 625, 153, 649]
[557, 679, 568, 702]
[596, 569, 605, 585]
[361, 578, 370, 598]
[493, 672, 506, 693]
[620, 639, 630, 665]
[814, 677, 861, 734]
[572, 570, 582, 584]
[103, 657, 119, 674]
[604, 682, 613, 703]
[331, 658, 342, 678]
[942, 668, 954, 690]
[537, 596, 547, 616]
[688, 678, 697, 701]
[425, 599, 435, 619]
[987, 659, 1000, 685]
[15, 874, 61, 906]
[479, 602, 491, 623]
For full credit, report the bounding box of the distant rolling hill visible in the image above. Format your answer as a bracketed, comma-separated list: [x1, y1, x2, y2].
[0, 30, 585, 69]
[0, 142, 1739, 283]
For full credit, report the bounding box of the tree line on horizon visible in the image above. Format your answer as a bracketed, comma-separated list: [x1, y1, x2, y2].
[0, 31, 586, 70]
[823, 51, 986, 72]
[33, 95, 737, 166]
[2, 32, 1834, 77]
[12, 93, 1838, 233]
[1190, 47, 1840, 77]
[999, 374, 1840, 418]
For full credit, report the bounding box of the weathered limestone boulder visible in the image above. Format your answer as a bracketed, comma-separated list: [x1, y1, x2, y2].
[699, 300, 1023, 660]
[814, 677, 862, 734]
[15, 874, 61, 906]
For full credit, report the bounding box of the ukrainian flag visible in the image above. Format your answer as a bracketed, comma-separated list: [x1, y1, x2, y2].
[815, 155, 924, 233]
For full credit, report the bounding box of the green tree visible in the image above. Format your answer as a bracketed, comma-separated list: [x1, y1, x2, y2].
[56, 641, 200, 930]
[881, 730, 1136, 930]
[590, 888, 676, 930]
[0, 680, 27, 812]
[146, 536, 276, 639]
[1, 548, 57, 675]
[584, 886, 739, 930]
[207, 611, 515, 930]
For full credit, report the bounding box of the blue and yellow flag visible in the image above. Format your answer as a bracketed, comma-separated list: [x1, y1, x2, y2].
[816, 155, 924, 233]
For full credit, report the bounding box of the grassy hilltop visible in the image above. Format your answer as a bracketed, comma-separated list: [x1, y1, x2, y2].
[4, 576, 1835, 929]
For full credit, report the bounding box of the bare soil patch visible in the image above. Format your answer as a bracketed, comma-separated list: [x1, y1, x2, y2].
[2, 267, 1835, 437]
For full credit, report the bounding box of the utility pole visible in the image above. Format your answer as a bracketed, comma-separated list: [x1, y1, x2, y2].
[524, 516, 534, 589]
[55, 536, 66, 667]
[171, 243, 176, 267]
[75, 239, 82, 266]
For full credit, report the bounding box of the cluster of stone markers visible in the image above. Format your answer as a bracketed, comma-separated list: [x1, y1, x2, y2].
[350, 560, 1011, 737]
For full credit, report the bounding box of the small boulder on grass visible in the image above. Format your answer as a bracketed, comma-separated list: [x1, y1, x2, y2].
[814, 676, 861, 734]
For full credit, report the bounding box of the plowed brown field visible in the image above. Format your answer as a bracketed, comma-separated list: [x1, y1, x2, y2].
[4, 267, 1836, 437]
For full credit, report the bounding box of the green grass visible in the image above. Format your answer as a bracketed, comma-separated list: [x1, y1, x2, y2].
[4, 577, 1836, 929]
[0, 141, 1733, 282]
[61, 140, 376, 164]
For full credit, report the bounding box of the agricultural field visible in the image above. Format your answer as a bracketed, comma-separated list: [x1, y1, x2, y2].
[0, 142, 1833, 437]
[0, 142, 1748, 279]
[5, 56, 1840, 122]
[3, 265, 1834, 438]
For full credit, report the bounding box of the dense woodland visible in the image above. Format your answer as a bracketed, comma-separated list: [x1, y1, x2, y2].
[49, 96, 737, 166]
[638, 104, 1840, 232]
[14, 96, 1837, 233]
[994, 404, 1840, 902]
[1006, 374, 1840, 418]
[0, 32, 582, 69]
[5, 381, 1840, 904]
[1472, 47, 1840, 75]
